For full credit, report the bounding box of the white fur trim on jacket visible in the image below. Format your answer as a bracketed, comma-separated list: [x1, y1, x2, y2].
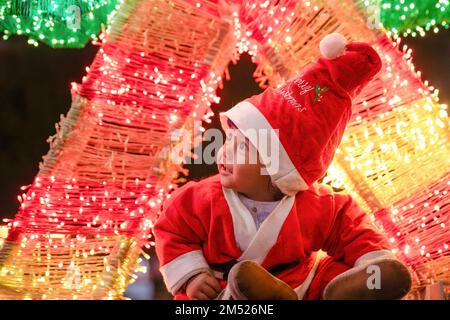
[159, 250, 210, 295]
[322, 249, 397, 299]
[222, 188, 322, 299]
[294, 252, 321, 299]
[220, 101, 309, 196]
[222, 187, 295, 260]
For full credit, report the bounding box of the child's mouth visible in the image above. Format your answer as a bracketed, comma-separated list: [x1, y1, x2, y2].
[219, 163, 233, 175]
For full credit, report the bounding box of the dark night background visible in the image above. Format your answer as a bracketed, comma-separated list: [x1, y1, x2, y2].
[0, 31, 449, 220]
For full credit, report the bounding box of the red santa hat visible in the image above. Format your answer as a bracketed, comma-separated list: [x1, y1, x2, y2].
[220, 33, 382, 196]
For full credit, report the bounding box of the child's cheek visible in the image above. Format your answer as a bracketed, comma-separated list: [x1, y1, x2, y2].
[231, 166, 244, 188]
[216, 145, 224, 164]
[234, 164, 254, 184]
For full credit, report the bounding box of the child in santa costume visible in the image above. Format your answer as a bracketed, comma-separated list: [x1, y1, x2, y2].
[153, 33, 412, 300]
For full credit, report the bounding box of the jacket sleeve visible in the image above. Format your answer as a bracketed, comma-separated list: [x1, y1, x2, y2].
[322, 193, 410, 298]
[321, 193, 408, 298]
[152, 186, 210, 295]
[323, 193, 394, 267]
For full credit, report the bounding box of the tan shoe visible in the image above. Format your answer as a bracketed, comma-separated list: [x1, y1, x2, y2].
[227, 260, 298, 300]
[324, 259, 412, 300]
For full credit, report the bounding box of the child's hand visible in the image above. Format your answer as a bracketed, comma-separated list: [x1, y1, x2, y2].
[185, 271, 222, 300]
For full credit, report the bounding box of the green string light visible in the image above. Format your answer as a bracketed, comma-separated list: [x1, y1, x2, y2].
[364, 0, 450, 37]
[0, 1, 448, 47]
[0, 0, 120, 48]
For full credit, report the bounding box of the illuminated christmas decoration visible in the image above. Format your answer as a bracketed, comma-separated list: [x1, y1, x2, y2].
[0, 0, 121, 47]
[377, 0, 450, 37]
[0, 0, 234, 299]
[1, 1, 448, 49]
[324, 34, 449, 213]
[0, 0, 448, 299]
[373, 172, 450, 286]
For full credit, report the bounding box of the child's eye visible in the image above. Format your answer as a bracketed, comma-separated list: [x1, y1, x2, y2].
[238, 141, 247, 152]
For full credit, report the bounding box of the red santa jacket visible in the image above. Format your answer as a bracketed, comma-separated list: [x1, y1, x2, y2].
[153, 174, 391, 300]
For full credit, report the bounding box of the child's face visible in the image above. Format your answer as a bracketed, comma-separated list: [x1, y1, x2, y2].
[217, 128, 272, 198]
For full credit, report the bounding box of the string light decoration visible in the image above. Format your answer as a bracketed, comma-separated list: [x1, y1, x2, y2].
[373, 172, 450, 297]
[322, 34, 449, 214]
[0, 0, 236, 299]
[1, 0, 448, 49]
[237, 2, 449, 299]
[356, 0, 450, 37]
[0, 0, 448, 299]
[328, 95, 449, 213]
[0, 0, 121, 47]
[377, 0, 449, 37]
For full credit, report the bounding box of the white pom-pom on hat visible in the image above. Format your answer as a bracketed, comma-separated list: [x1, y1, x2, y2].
[320, 33, 347, 59]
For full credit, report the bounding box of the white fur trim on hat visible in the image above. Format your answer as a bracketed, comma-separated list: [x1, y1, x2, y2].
[320, 33, 347, 59]
[220, 101, 309, 196]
